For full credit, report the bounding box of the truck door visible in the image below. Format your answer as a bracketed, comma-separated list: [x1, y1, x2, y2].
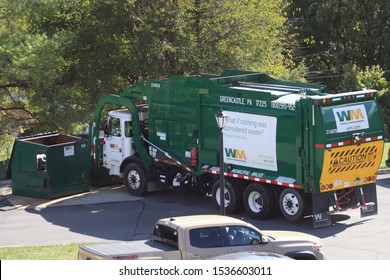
[103, 113, 133, 176]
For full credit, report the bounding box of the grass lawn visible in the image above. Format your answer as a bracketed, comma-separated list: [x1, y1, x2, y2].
[0, 243, 84, 260]
[380, 142, 389, 169]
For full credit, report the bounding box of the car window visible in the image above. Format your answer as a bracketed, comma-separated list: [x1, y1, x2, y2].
[224, 226, 261, 246]
[153, 225, 178, 249]
[190, 227, 223, 248]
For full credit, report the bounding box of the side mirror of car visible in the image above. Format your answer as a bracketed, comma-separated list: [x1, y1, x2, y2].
[261, 235, 269, 244]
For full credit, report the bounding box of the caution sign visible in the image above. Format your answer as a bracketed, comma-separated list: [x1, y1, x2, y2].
[329, 146, 378, 174]
[319, 141, 384, 192]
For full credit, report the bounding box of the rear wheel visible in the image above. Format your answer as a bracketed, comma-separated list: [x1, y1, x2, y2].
[123, 162, 146, 196]
[212, 178, 242, 214]
[279, 188, 306, 221]
[243, 183, 276, 219]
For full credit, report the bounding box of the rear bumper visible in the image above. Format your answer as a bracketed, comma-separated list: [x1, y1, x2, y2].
[312, 184, 377, 228]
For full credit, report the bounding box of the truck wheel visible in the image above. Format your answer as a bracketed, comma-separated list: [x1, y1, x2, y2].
[279, 188, 306, 221]
[123, 163, 146, 196]
[243, 183, 275, 219]
[212, 179, 242, 214]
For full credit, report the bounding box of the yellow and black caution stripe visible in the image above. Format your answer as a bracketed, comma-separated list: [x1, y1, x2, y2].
[318, 137, 384, 192]
[328, 145, 378, 174]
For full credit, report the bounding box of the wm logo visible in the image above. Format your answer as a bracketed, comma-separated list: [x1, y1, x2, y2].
[225, 148, 247, 160]
[336, 108, 365, 122]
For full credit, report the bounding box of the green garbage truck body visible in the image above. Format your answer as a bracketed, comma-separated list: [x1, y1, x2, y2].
[90, 70, 384, 227]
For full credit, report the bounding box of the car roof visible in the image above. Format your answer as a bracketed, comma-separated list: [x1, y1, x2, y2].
[156, 215, 250, 230]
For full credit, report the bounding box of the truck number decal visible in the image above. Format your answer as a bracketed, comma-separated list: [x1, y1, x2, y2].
[219, 95, 295, 111]
[255, 100, 267, 107]
[223, 111, 277, 171]
[271, 101, 295, 111]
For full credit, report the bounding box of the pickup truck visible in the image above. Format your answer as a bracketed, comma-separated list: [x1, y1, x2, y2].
[78, 215, 325, 260]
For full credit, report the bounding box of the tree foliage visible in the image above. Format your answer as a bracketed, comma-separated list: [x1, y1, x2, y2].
[286, 0, 390, 91]
[287, 0, 390, 136]
[1, 0, 294, 146]
[341, 65, 390, 138]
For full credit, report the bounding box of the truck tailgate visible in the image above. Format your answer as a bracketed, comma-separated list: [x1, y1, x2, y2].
[78, 240, 181, 260]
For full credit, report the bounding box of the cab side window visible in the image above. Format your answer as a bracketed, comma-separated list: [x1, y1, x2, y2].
[125, 121, 133, 137]
[190, 227, 223, 248]
[224, 226, 261, 246]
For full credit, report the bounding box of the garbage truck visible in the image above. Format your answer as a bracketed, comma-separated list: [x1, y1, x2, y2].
[87, 70, 384, 227]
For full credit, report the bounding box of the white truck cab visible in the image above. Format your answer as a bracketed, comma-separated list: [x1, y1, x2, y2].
[102, 110, 134, 176]
[102, 107, 148, 176]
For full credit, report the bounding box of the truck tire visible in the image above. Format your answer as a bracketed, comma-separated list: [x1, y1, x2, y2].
[279, 188, 306, 221]
[123, 162, 146, 196]
[243, 183, 275, 219]
[212, 179, 242, 214]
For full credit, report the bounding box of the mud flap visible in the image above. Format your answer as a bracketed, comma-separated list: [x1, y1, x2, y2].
[360, 183, 378, 218]
[312, 193, 332, 228]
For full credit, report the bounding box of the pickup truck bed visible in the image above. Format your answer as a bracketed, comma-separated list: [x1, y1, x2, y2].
[78, 240, 180, 260]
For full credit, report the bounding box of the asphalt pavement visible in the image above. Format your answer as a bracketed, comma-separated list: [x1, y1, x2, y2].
[0, 180, 139, 210]
[1, 169, 390, 260]
[1, 168, 390, 210]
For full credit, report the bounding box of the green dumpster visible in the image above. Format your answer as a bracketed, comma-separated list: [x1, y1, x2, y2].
[11, 133, 90, 199]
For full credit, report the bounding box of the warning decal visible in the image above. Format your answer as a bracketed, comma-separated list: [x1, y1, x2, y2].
[329, 145, 377, 174]
[319, 141, 384, 192]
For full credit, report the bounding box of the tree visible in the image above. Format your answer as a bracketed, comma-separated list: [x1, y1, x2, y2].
[340, 65, 390, 138]
[286, 0, 390, 137]
[286, 0, 390, 91]
[0, 0, 63, 137]
[0, 0, 105, 135]
[1, 0, 299, 150]
[175, 0, 292, 76]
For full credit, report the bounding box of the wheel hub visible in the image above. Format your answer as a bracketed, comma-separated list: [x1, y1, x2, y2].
[128, 171, 140, 190]
[248, 192, 262, 213]
[283, 193, 299, 215]
[216, 187, 230, 207]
